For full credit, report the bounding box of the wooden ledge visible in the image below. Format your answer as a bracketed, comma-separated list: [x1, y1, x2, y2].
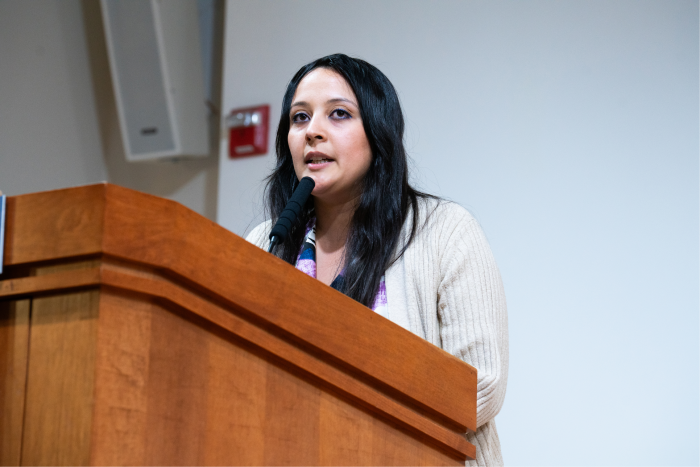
[0, 259, 475, 461]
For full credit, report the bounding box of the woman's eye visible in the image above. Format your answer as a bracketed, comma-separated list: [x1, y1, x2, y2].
[331, 109, 351, 119]
[292, 112, 309, 123]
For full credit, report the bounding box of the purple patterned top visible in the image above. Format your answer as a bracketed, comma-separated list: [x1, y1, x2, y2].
[295, 220, 388, 313]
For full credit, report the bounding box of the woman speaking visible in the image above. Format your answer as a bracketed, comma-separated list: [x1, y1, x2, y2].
[246, 54, 508, 466]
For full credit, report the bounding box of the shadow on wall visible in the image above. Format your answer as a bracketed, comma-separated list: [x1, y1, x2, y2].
[79, 0, 222, 221]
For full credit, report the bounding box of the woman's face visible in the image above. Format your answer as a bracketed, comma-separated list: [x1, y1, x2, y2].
[288, 68, 372, 205]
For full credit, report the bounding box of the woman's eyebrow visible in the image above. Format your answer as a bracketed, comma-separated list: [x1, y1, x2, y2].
[327, 97, 357, 107]
[290, 98, 357, 109]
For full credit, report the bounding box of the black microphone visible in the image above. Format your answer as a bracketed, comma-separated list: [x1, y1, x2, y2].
[268, 176, 315, 253]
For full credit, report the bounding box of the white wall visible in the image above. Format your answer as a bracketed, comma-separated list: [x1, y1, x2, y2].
[0, 0, 107, 195]
[219, 1, 699, 465]
[0, 0, 221, 220]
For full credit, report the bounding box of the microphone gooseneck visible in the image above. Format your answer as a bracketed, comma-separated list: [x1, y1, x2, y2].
[268, 177, 315, 253]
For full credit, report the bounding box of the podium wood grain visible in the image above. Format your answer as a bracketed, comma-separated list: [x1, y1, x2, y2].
[0, 300, 29, 466]
[0, 184, 477, 465]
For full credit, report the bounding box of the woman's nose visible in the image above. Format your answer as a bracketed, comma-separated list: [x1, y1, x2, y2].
[305, 116, 326, 143]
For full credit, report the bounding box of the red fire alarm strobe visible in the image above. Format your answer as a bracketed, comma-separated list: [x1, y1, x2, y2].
[227, 104, 269, 157]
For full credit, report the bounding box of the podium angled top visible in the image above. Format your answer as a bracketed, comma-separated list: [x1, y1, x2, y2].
[1, 183, 477, 456]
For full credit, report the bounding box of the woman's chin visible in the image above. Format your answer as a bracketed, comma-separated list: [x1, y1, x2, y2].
[305, 175, 332, 194]
[297, 171, 320, 187]
[310, 182, 330, 198]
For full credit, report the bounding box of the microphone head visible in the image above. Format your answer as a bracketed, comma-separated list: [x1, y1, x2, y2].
[268, 177, 316, 246]
[297, 176, 315, 196]
[290, 177, 315, 207]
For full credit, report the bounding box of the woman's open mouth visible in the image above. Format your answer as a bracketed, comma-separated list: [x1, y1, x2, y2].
[305, 152, 334, 167]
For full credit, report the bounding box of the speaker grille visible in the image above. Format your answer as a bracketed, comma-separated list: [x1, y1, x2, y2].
[103, 0, 176, 156]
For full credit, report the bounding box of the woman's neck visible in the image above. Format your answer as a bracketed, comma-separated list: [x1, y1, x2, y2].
[314, 196, 357, 250]
[313, 195, 358, 285]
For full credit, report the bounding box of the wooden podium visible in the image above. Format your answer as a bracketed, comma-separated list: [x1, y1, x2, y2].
[0, 184, 476, 466]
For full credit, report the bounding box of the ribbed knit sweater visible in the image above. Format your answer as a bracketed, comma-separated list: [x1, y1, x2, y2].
[246, 199, 508, 466]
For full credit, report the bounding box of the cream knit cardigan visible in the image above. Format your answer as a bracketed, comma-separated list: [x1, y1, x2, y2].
[246, 199, 508, 466]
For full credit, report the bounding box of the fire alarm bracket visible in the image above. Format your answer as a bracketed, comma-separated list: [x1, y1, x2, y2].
[227, 105, 269, 157]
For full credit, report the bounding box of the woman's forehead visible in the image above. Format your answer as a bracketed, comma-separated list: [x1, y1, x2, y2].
[292, 68, 357, 105]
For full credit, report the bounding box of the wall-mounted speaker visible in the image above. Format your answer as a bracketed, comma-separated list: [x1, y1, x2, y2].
[100, 0, 208, 161]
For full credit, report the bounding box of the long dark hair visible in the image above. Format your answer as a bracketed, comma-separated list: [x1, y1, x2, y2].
[265, 53, 432, 308]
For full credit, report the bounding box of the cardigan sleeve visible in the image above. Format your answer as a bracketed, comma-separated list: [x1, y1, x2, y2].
[436, 212, 509, 428]
[245, 220, 272, 249]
